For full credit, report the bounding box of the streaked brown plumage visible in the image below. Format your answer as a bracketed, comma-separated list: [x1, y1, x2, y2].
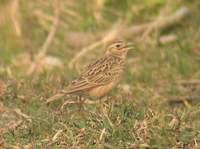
[46, 41, 131, 103]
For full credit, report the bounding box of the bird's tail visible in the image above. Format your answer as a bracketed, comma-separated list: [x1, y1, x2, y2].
[46, 92, 66, 104]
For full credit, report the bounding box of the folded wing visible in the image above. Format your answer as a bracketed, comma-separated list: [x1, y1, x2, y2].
[62, 55, 124, 94]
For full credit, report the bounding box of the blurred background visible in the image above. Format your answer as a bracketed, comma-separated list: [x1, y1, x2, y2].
[0, 0, 200, 148]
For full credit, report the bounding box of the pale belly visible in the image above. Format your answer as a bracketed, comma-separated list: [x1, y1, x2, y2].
[87, 81, 118, 98]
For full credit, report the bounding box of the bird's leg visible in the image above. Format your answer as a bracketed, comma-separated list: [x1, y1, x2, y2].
[77, 95, 86, 113]
[77, 95, 82, 111]
[99, 97, 104, 113]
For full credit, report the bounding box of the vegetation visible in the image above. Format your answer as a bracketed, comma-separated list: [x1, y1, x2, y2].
[0, 0, 200, 148]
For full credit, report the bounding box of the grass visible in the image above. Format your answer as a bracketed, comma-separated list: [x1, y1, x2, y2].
[0, 0, 200, 148]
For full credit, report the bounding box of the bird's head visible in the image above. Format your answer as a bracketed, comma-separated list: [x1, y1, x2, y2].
[105, 41, 131, 58]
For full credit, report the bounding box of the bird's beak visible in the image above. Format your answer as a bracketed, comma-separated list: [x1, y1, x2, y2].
[125, 42, 133, 51]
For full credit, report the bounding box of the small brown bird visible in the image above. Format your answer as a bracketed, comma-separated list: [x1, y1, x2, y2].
[46, 41, 131, 103]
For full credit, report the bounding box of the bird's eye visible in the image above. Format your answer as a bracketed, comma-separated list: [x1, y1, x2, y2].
[116, 44, 121, 48]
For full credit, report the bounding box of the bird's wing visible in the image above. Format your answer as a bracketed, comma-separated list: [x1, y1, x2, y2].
[63, 55, 124, 94]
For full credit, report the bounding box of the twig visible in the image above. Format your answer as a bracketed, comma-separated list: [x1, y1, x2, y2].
[34, 9, 68, 29]
[103, 110, 114, 128]
[167, 95, 200, 105]
[66, 6, 189, 49]
[129, 143, 151, 148]
[93, 0, 106, 21]
[10, 0, 21, 37]
[52, 129, 63, 142]
[60, 100, 77, 110]
[159, 34, 177, 44]
[99, 128, 106, 142]
[27, 0, 60, 75]
[96, 128, 106, 147]
[14, 108, 32, 122]
[61, 4, 82, 21]
[176, 79, 200, 86]
[123, 6, 190, 38]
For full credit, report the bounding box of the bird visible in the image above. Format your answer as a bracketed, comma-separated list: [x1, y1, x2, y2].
[46, 41, 131, 104]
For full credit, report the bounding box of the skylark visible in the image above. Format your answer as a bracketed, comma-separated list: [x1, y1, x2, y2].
[46, 41, 131, 103]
